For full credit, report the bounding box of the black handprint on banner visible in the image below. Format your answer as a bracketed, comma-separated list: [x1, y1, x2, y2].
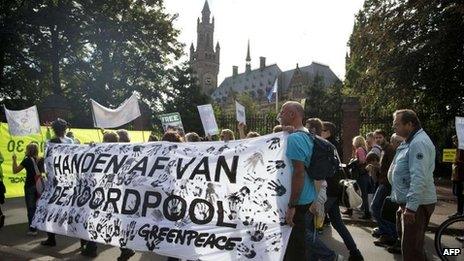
[102, 218, 121, 244]
[243, 173, 266, 192]
[266, 160, 287, 174]
[121, 158, 137, 172]
[175, 216, 191, 228]
[58, 210, 68, 226]
[182, 147, 193, 155]
[162, 145, 178, 155]
[205, 183, 219, 203]
[119, 221, 137, 248]
[206, 146, 215, 154]
[247, 222, 268, 242]
[244, 152, 264, 171]
[252, 198, 272, 213]
[90, 189, 105, 209]
[104, 144, 115, 152]
[93, 146, 104, 155]
[270, 209, 287, 226]
[234, 143, 248, 154]
[215, 145, 230, 155]
[228, 200, 241, 220]
[266, 137, 281, 150]
[132, 145, 143, 157]
[268, 179, 286, 196]
[100, 173, 116, 188]
[227, 186, 251, 207]
[119, 145, 131, 154]
[265, 232, 282, 252]
[192, 184, 203, 197]
[164, 160, 177, 175]
[167, 198, 183, 220]
[151, 209, 164, 222]
[151, 173, 170, 188]
[242, 216, 254, 226]
[123, 171, 138, 186]
[194, 202, 212, 220]
[87, 221, 99, 240]
[237, 243, 256, 259]
[86, 174, 98, 187]
[176, 179, 189, 198]
[146, 144, 163, 156]
[132, 176, 149, 187]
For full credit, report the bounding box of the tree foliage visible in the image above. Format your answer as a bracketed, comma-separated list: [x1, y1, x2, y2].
[162, 63, 211, 135]
[305, 74, 343, 125]
[1, 0, 185, 127]
[346, 0, 464, 144]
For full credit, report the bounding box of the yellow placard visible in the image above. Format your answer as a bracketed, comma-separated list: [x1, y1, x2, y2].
[0, 122, 150, 198]
[443, 149, 457, 163]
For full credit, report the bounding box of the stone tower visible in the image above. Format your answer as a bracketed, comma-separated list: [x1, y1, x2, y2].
[190, 0, 220, 95]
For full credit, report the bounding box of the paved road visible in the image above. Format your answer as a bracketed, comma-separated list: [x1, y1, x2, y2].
[0, 197, 461, 260]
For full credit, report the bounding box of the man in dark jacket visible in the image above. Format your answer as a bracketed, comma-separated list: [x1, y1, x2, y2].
[371, 130, 403, 247]
[318, 121, 364, 261]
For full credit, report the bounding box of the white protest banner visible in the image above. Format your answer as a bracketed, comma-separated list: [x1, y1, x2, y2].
[4, 105, 41, 136]
[197, 104, 219, 136]
[235, 101, 246, 125]
[33, 134, 291, 260]
[91, 93, 141, 128]
[456, 117, 464, 149]
[159, 113, 184, 133]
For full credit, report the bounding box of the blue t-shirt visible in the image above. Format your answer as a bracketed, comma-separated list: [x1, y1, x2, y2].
[285, 132, 316, 205]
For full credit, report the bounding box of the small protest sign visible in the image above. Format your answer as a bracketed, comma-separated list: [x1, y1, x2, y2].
[197, 104, 219, 136]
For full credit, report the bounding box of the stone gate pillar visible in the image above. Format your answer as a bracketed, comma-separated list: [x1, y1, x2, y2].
[341, 97, 361, 163]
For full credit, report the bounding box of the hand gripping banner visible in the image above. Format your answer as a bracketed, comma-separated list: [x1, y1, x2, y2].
[33, 133, 292, 260]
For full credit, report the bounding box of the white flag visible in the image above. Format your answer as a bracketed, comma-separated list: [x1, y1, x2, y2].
[197, 104, 219, 136]
[235, 101, 246, 124]
[4, 105, 41, 136]
[91, 93, 141, 128]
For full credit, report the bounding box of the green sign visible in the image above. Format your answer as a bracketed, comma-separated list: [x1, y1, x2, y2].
[159, 112, 184, 132]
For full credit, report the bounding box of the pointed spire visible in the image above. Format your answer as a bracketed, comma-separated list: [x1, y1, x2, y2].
[215, 42, 220, 49]
[202, 0, 210, 14]
[246, 40, 251, 62]
[245, 40, 251, 73]
[201, 0, 211, 23]
[190, 43, 195, 50]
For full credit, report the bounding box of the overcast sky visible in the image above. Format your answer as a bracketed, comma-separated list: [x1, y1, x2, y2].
[165, 0, 365, 83]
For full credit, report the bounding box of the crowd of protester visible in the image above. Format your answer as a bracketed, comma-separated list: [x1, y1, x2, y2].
[0, 101, 460, 261]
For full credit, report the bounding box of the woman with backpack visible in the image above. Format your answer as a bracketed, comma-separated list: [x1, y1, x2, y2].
[12, 142, 44, 236]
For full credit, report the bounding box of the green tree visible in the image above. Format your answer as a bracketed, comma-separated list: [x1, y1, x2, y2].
[345, 0, 464, 146]
[1, 0, 184, 129]
[163, 63, 210, 135]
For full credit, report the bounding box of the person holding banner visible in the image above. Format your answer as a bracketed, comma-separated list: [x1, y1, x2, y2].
[278, 101, 337, 261]
[41, 118, 73, 247]
[12, 142, 44, 236]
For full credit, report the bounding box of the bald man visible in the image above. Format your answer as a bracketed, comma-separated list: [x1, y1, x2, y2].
[279, 101, 337, 261]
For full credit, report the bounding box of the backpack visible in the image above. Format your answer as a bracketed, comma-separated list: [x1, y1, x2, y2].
[300, 131, 341, 180]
